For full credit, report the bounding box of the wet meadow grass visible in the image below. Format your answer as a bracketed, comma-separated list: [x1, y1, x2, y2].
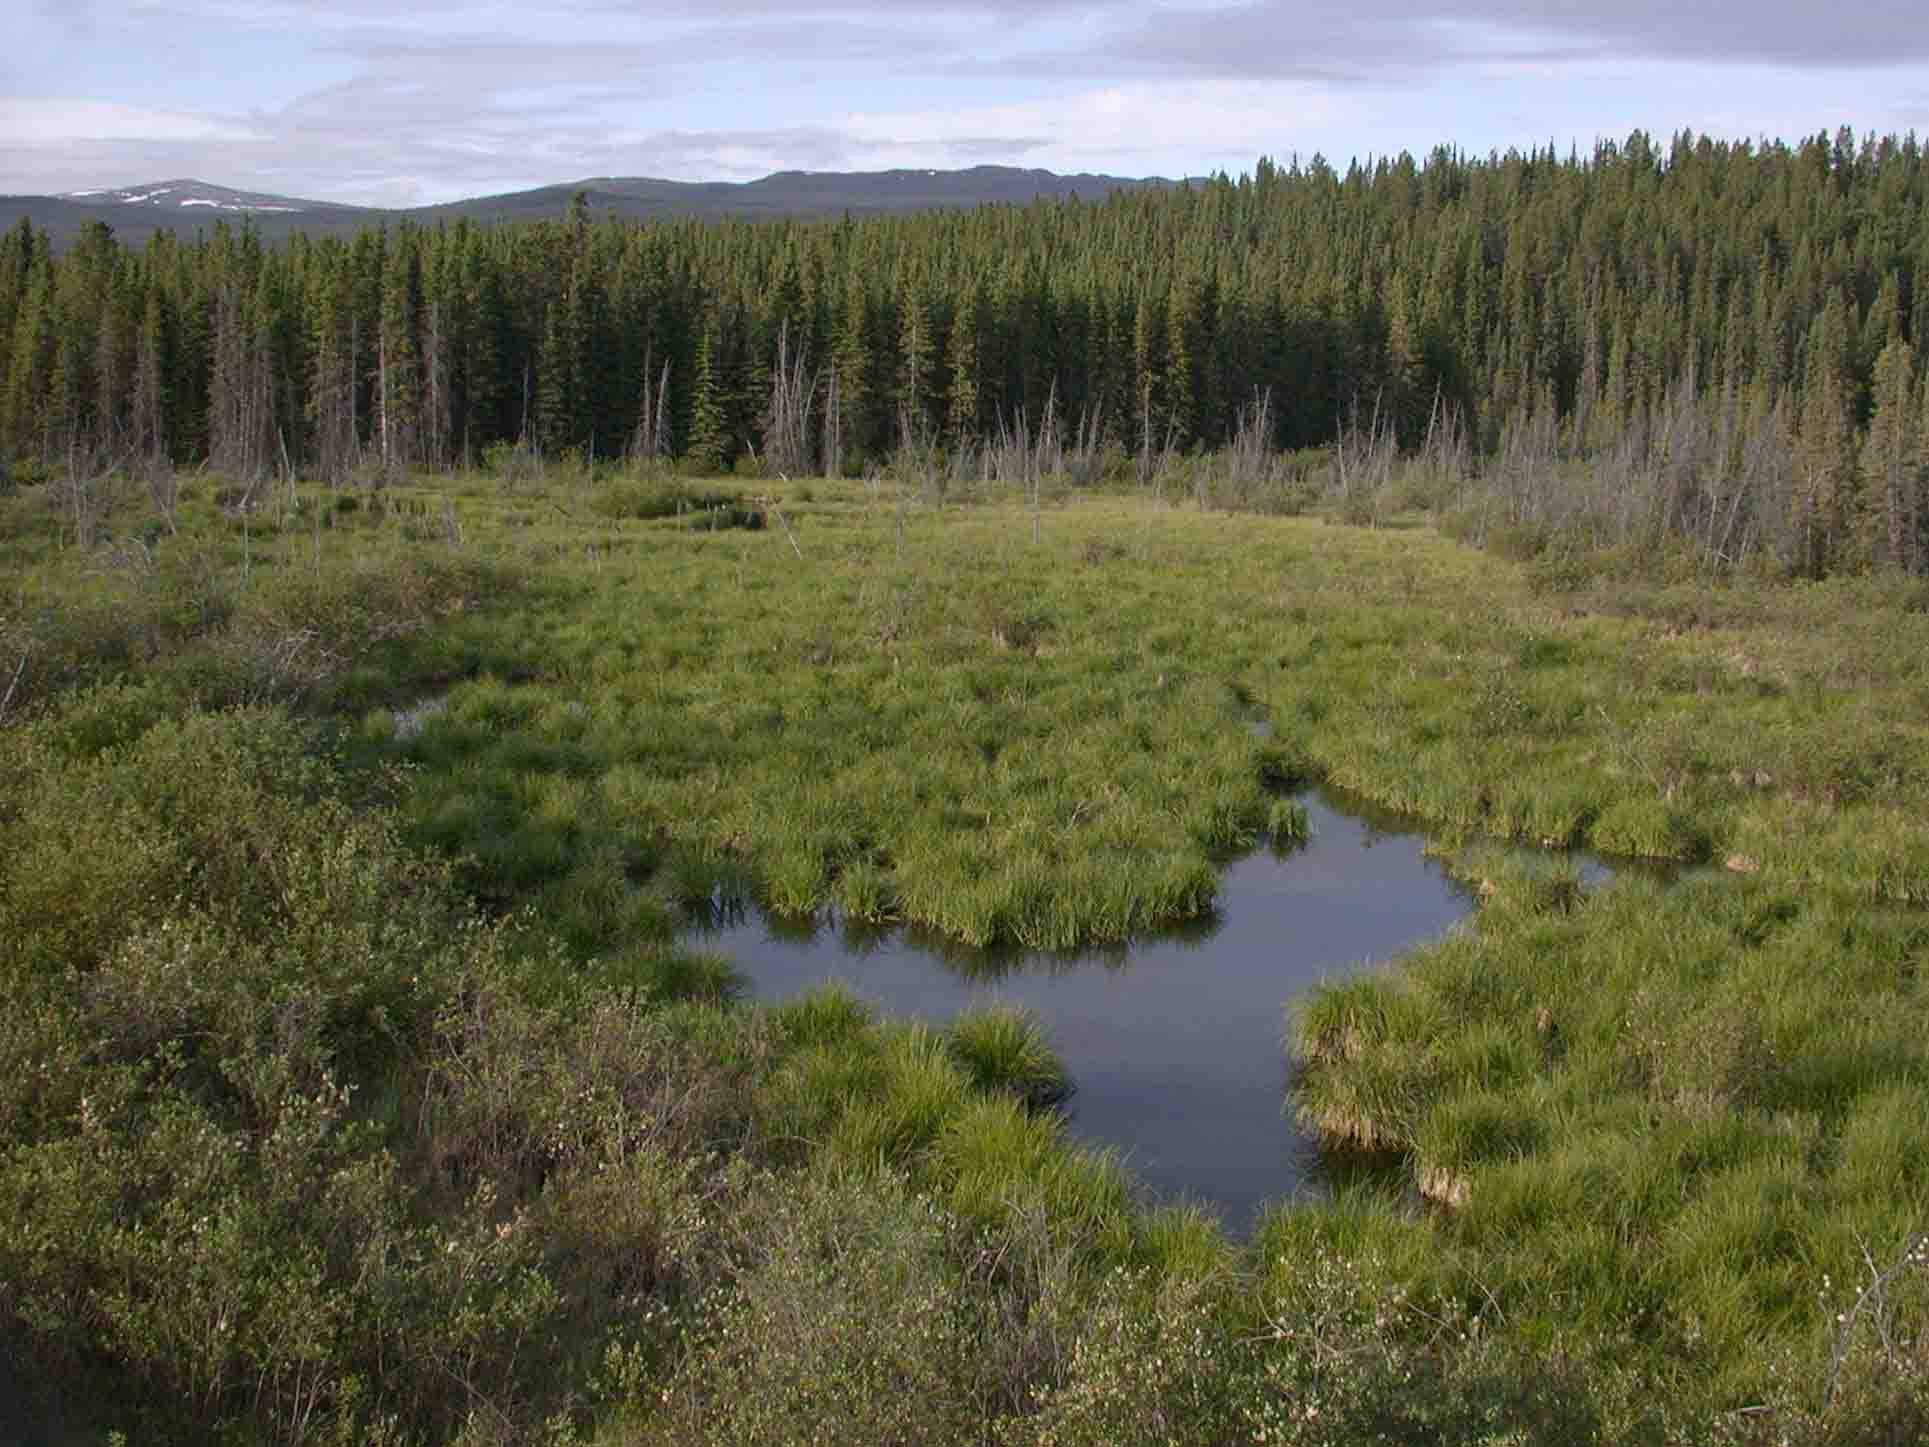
[3, 465, 1928, 1439]
[369, 473, 1929, 1421]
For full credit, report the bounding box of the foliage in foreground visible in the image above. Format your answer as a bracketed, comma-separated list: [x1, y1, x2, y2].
[1, 470, 1927, 1442]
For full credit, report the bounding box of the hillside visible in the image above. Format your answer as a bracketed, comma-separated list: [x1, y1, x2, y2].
[1, 165, 1182, 247]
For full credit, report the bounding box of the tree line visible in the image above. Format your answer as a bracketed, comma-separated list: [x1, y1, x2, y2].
[4, 126, 1929, 573]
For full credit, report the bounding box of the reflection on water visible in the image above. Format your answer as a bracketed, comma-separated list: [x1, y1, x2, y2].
[687, 789, 1480, 1233]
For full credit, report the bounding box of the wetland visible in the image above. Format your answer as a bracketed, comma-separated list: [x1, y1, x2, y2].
[695, 787, 1476, 1228]
[4, 471, 1927, 1444]
[9, 134, 1929, 1443]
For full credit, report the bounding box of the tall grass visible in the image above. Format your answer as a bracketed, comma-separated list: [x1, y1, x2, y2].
[945, 1005, 1073, 1109]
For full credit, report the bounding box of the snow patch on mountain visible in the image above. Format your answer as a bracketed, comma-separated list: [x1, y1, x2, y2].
[61, 179, 320, 213]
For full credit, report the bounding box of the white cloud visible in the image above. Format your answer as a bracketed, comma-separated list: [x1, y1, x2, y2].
[5, 1, 1929, 202]
[844, 80, 1350, 173]
[0, 98, 265, 146]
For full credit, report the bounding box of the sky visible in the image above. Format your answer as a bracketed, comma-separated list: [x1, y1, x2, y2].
[5, 1, 1929, 206]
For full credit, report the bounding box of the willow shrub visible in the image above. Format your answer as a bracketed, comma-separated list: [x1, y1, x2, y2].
[0, 697, 570, 1440]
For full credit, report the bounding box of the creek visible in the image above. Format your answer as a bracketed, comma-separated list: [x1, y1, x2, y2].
[687, 788, 1539, 1231]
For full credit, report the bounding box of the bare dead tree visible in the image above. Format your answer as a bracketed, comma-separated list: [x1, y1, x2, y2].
[989, 409, 1028, 490]
[988, 380, 1063, 503]
[943, 433, 981, 495]
[1136, 374, 1157, 488]
[1733, 388, 1794, 571]
[895, 399, 942, 506]
[209, 282, 274, 486]
[1037, 380, 1062, 485]
[131, 316, 167, 469]
[1648, 361, 1705, 543]
[377, 322, 390, 472]
[763, 320, 818, 479]
[1419, 386, 1472, 489]
[1225, 387, 1275, 484]
[822, 365, 844, 482]
[1826, 1228, 1928, 1410]
[1332, 393, 1398, 524]
[1197, 386, 1287, 512]
[56, 437, 107, 551]
[131, 300, 177, 533]
[143, 454, 179, 537]
[629, 344, 673, 466]
[310, 314, 359, 490]
[1064, 400, 1107, 487]
[0, 645, 26, 725]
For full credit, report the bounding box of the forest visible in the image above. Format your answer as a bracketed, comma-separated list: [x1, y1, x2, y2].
[3, 130, 1929, 1446]
[5, 126, 1929, 577]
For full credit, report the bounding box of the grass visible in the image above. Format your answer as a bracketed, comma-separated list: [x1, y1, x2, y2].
[945, 1004, 1073, 1109]
[5, 464, 1929, 1439]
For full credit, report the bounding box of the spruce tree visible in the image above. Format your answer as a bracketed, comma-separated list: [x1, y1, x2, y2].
[3, 262, 54, 459]
[946, 280, 982, 446]
[377, 227, 421, 469]
[132, 286, 171, 465]
[897, 276, 935, 444]
[1864, 337, 1918, 570]
[831, 271, 872, 464]
[686, 319, 728, 475]
[1163, 274, 1202, 450]
[1796, 297, 1859, 575]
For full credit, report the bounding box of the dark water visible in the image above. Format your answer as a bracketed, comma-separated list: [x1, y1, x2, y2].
[688, 790, 1477, 1231]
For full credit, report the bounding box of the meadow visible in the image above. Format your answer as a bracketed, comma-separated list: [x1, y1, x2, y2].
[1, 457, 1926, 1444]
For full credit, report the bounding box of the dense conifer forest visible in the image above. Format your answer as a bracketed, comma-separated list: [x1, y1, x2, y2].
[6, 127, 1928, 575]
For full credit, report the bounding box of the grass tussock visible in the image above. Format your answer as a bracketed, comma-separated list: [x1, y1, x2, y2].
[945, 1004, 1073, 1109]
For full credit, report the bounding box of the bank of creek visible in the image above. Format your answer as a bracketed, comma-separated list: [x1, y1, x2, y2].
[686, 787, 1615, 1233]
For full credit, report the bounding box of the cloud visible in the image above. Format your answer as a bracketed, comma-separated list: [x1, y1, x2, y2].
[0, 99, 270, 196]
[986, 1, 1929, 85]
[0, 99, 264, 146]
[4, 0, 1929, 203]
[1464, 0, 1929, 69]
[845, 80, 1349, 171]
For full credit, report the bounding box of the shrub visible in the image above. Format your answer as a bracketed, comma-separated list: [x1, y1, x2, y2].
[637, 1172, 988, 1446]
[474, 438, 540, 484]
[0, 699, 586, 1441]
[1012, 1267, 1250, 1447]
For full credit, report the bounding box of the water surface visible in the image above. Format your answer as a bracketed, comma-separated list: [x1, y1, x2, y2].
[690, 789, 1473, 1231]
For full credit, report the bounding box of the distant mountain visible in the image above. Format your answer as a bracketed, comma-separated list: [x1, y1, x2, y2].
[3, 166, 1185, 248]
[59, 178, 360, 215]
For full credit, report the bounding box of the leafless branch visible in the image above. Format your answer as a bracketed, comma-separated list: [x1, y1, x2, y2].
[0, 647, 28, 723]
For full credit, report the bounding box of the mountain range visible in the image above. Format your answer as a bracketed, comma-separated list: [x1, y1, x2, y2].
[2, 167, 1185, 248]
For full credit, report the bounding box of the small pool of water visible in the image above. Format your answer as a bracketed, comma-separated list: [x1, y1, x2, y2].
[688, 788, 1498, 1231]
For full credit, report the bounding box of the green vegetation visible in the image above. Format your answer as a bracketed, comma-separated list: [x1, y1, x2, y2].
[945, 1005, 1074, 1109]
[2, 456, 1926, 1444]
[8, 128, 1929, 586]
[6, 129, 1929, 1440]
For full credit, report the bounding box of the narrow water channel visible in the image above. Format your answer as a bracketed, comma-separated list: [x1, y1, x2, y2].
[687, 789, 1485, 1231]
